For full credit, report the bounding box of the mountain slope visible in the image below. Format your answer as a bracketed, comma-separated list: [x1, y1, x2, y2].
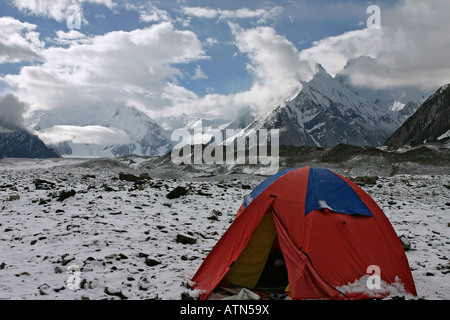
[226, 64, 402, 147]
[0, 126, 60, 159]
[26, 105, 172, 157]
[384, 84, 450, 149]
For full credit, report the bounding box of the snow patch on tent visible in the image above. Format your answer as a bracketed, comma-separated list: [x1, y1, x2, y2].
[318, 200, 334, 211]
[336, 275, 417, 300]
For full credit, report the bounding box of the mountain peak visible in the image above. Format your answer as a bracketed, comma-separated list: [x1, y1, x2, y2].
[314, 63, 327, 75]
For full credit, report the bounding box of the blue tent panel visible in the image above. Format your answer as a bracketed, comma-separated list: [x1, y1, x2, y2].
[305, 167, 373, 217]
[243, 168, 296, 208]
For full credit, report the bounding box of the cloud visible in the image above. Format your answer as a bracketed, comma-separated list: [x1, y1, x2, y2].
[0, 93, 29, 129]
[181, 6, 283, 24]
[12, 0, 116, 22]
[4, 22, 207, 114]
[125, 2, 171, 23]
[174, 23, 313, 119]
[37, 125, 131, 145]
[299, 0, 450, 90]
[0, 17, 44, 63]
[192, 65, 207, 80]
[53, 30, 89, 45]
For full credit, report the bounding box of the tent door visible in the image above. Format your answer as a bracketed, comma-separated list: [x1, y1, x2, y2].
[225, 211, 278, 289]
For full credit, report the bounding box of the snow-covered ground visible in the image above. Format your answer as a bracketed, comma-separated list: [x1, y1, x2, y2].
[0, 158, 448, 300]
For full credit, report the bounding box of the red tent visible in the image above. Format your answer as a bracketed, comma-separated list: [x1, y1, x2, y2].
[191, 167, 417, 300]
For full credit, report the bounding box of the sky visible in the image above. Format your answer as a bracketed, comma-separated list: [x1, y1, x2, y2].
[1, 0, 450, 126]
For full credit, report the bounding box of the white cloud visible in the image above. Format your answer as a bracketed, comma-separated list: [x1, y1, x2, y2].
[173, 23, 313, 119]
[125, 2, 171, 23]
[0, 17, 44, 63]
[181, 6, 283, 24]
[37, 125, 131, 145]
[192, 65, 207, 80]
[0, 93, 29, 129]
[299, 0, 450, 90]
[12, 0, 116, 22]
[53, 30, 90, 45]
[4, 22, 207, 115]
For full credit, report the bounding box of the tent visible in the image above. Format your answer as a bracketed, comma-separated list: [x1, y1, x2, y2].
[191, 167, 417, 300]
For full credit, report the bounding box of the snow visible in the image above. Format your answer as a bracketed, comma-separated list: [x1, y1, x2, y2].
[0, 158, 448, 300]
[437, 130, 450, 141]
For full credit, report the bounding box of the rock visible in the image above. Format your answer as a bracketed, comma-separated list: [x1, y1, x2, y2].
[198, 189, 212, 196]
[104, 287, 128, 300]
[8, 193, 20, 201]
[38, 283, 51, 296]
[167, 186, 189, 199]
[399, 235, 411, 251]
[144, 257, 161, 267]
[34, 179, 56, 190]
[54, 266, 64, 274]
[60, 254, 76, 266]
[242, 184, 252, 190]
[139, 173, 151, 180]
[181, 292, 196, 300]
[57, 190, 76, 202]
[176, 234, 197, 245]
[351, 176, 379, 186]
[0, 262, 6, 270]
[119, 172, 147, 183]
[207, 209, 222, 221]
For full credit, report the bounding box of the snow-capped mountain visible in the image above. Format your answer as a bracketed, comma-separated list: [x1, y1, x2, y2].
[226, 64, 403, 147]
[384, 83, 450, 149]
[336, 62, 433, 122]
[156, 113, 230, 132]
[26, 105, 172, 157]
[0, 125, 60, 159]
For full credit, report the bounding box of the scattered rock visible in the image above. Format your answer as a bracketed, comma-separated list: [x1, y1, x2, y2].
[104, 287, 128, 300]
[57, 190, 76, 202]
[399, 235, 411, 251]
[144, 257, 161, 267]
[207, 209, 222, 221]
[119, 172, 147, 183]
[8, 193, 20, 201]
[34, 179, 56, 190]
[38, 283, 51, 296]
[181, 292, 196, 300]
[60, 254, 76, 266]
[167, 186, 189, 199]
[176, 234, 197, 245]
[351, 176, 379, 186]
[198, 189, 212, 196]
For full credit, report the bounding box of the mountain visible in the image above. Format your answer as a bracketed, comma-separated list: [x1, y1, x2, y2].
[156, 113, 231, 132]
[384, 84, 450, 149]
[26, 105, 172, 157]
[0, 125, 60, 159]
[336, 60, 433, 122]
[225, 64, 403, 147]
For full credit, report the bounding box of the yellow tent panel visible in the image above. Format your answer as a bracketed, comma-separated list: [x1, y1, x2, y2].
[225, 213, 277, 289]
